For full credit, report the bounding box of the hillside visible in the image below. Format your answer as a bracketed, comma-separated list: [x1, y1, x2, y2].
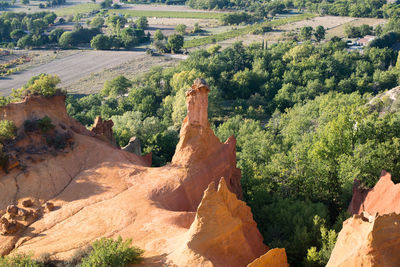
[0, 79, 289, 266]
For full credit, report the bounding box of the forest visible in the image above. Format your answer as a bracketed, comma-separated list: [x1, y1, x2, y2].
[0, 12, 149, 49]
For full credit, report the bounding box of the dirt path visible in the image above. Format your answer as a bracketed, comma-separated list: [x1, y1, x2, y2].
[0, 50, 176, 95]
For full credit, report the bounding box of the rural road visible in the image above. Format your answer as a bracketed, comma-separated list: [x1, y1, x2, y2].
[0, 50, 147, 95]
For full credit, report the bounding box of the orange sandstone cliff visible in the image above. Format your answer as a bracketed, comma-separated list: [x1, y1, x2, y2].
[0, 79, 272, 266]
[327, 212, 400, 267]
[348, 170, 400, 215]
[329, 171, 400, 267]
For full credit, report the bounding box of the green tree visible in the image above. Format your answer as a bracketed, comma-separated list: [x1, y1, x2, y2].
[175, 24, 186, 35]
[167, 34, 184, 54]
[17, 34, 33, 48]
[135, 16, 148, 30]
[314, 25, 326, 42]
[58, 31, 74, 48]
[44, 13, 57, 24]
[120, 27, 138, 48]
[0, 120, 16, 142]
[153, 29, 164, 41]
[300, 26, 313, 40]
[10, 29, 25, 41]
[90, 34, 111, 50]
[48, 28, 65, 43]
[90, 17, 104, 29]
[101, 75, 132, 96]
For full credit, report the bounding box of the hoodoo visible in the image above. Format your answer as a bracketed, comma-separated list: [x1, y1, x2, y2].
[329, 170, 400, 267]
[0, 80, 268, 266]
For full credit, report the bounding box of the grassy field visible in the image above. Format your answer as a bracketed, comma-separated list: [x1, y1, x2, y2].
[183, 13, 317, 48]
[56, 3, 100, 16]
[107, 9, 224, 19]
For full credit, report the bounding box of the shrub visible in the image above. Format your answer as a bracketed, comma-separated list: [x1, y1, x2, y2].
[0, 253, 42, 267]
[153, 29, 164, 41]
[305, 216, 338, 267]
[80, 236, 143, 267]
[0, 120, 16, 142]
[175, 24, 186, 35]
[37, 116, 55, 133]
[25, 74, 61, 97]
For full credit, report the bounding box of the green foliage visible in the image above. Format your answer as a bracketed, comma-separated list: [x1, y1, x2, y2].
[24, 74, 61, 97]
[0, 11, 59, 48]
[80, 236, 143, 267]
[101, 75, 132, 96]
[37, 116, 55, 133]
[49, 28, 65, 43]
[314, 25, 325, 42]
[300, 26, 313, 40]
[305, 216, 338, 267]
[0, 253, 42, 267]
[175, 24, 186, 35]
[90, 16, 105, 29]
[221, 12, 253, 25]
[153, 29, 164, 41]
[0, 120, 16, 142]
[345, 24, 373, 38]
[167, 34, 184, 53]
[90, 34, 112, 50]
[135, 16, 148, 30]
[183, 13, 316, 48]
[59, 31, 74, 48]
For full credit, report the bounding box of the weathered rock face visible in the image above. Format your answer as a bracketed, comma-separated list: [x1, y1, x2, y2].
[327, 212, 400, 267]
[91, 116, 117, 146]
[122, 136, 142, 156]
[247, 248, 289, 267]
[170, 178, 268, 267]
[0, 95, 88, 134]
[159, 78, 242, 212]
[0, 81, 263, 267]
[348, 170, 400, 215]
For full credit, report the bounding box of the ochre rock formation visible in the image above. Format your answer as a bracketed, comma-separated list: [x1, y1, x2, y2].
[170, 178, 267, 267]
[348, 170, 400, 215]
[247, 248, 289, 267]
[122, 136, 142, 156]
[327, 212, 400, 267]
[160, 78, 243, 212]
[0, 80, 266, 266]
[90, 116, 117, 146]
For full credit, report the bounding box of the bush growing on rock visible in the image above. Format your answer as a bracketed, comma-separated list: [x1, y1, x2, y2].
[80, 236, 143, 267]
[0, 120, 16, 142]
[0, 253, 42, 267]
[21, 74, 61, 98]
[37, 116, 55, 133]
